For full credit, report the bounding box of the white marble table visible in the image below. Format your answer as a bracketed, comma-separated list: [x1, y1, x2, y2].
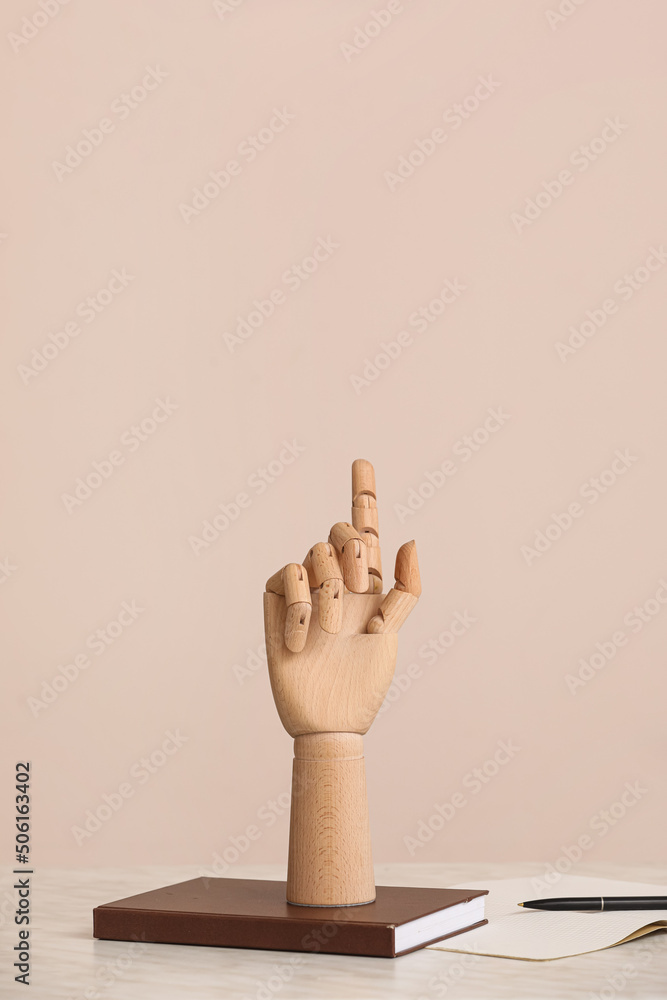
[5, 863, 666, 999]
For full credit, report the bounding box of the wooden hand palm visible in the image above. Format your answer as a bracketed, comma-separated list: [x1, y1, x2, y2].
[264, 592, 398, 737]
[262, 459, 421, 906]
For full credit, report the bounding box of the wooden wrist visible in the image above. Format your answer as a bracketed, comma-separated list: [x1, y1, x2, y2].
[286, 732, 375, 907]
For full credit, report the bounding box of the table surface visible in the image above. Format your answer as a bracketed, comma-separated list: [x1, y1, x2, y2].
[5, 862, 667, 1000]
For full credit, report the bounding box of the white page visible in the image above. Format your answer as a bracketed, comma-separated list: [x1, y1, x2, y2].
[427, 875, 667, 960]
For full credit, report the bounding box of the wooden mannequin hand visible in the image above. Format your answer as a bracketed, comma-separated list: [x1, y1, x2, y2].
[263, 460, 421, 906]
[263, 461, 421, 738]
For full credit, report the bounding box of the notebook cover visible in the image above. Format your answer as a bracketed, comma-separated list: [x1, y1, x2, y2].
[93, 878, 488, 958]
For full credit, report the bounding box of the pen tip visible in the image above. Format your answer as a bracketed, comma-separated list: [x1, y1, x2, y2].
[517, 902, 523, 907]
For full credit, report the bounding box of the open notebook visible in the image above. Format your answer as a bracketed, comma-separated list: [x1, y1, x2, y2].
[427, 875, 667, 960]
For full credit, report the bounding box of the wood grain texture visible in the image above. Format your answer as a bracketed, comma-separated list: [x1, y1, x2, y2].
[284, 601, 311, 652]
[351, 503, 379, 535]
[318, 578, 344, 633]
[361, 514, 383, 595]
[367, 589, 418, 633]
[394, 539, 421, 596]
[303, 543, 344, 633]
[266, 564, 312, 651]
[303, 542, 343, 587]
[264, 592, 398, 736]
[351, 460, 382, 592]
[286, 732, 375, 906]
[351, 459, 377, 502]
[329, 522, 369, 593]
[283, 563, 310, 605]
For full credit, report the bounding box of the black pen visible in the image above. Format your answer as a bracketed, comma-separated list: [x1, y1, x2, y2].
[518, 896, 667, 912]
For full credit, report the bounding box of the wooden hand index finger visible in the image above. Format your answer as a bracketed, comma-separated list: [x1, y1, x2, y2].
[351, 459, 382, 594]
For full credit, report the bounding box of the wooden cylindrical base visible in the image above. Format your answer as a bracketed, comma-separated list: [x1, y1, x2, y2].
[286, 732, 375, 907]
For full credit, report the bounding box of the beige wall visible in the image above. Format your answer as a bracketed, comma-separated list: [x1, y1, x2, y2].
[4, 0, 666, 874]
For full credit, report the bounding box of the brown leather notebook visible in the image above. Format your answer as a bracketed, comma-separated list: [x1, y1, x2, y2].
[93, 877, 488, 958]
